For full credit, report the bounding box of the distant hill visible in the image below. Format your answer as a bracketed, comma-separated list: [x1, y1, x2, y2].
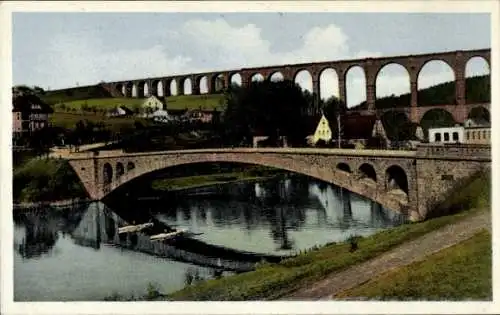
[40, 84, 114, 105]
[351, 74, 490, 110]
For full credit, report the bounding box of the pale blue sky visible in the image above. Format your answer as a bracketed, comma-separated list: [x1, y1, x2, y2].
[12, 12, 491, 106]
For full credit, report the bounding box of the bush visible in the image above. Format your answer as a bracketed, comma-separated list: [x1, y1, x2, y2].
[13, 158, 86, 203]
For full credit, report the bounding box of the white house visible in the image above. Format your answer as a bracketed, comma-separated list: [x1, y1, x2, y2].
[151, 109, 172, 123]
[107, 106, 133, 117]
[428, 126, 464, 144]
[142, 95, 166, 112]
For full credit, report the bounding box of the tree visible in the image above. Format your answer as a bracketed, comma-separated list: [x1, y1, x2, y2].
[222, 80, 310, 146]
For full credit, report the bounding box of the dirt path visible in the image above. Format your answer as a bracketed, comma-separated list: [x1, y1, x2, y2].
[282, 210, 490, 300]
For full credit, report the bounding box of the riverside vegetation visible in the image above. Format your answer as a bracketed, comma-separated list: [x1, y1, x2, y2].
[157, 169, 490, 301]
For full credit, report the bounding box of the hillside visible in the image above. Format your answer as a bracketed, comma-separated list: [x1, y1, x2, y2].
[40, 74, 489, 113]
[351, 74, 490, 110]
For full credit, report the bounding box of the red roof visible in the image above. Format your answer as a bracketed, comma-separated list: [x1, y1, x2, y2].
[341, 114, 377, 140]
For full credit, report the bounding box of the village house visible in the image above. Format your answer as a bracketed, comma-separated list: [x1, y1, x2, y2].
[307, 113, 389, 149]
[142, 95, 167, 113]
[428, 126, 464, 144]
[151, 109, 172, 123]
[185, 109, 215, 123]
[340, 114, 389, 149]
[309, 113, 332, 145]
[12, 93, 53, 144]
[107, 105, 134, 117]
[428, 119, 490, 145]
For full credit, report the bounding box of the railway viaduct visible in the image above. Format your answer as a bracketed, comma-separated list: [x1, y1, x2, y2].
[100, 48, 490, 123]
[66, 144, 491, 222]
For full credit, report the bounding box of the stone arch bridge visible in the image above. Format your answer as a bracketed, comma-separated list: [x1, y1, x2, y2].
[67, 145, 490, 222]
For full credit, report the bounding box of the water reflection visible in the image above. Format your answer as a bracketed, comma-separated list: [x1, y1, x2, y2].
[14, 175, 407, 301]
[149, 175, 407, 255]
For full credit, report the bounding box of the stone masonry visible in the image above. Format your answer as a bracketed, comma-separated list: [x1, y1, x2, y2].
[104, 48, 490, 123]
[67, 145, 490, 222]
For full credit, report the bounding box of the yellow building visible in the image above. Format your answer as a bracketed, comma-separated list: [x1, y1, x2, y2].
[463, 126, 491, 145]
[312, 114, 333, 144]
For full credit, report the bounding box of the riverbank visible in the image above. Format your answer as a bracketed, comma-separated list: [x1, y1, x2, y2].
[334, 228, 491, 300]
[161, 169, 491, 301]
[150, 167, 285, 192]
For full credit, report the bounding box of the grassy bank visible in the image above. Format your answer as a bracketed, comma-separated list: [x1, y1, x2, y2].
[151, 167, 284, 191]
[53, 94, 225, 112]
[13, 158, 87, 203]
[336, 229, 491, 300]
[165, 170, 490, 301]
[50, 111, 153, 131]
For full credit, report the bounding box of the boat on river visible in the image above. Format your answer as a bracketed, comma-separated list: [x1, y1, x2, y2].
[118, 222, 154, 234]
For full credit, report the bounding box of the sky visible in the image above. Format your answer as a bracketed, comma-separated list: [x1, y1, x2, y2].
[12, 12, 491, 107]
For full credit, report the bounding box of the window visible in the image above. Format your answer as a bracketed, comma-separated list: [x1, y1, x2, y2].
[483, 130, 487, 139]
[466, 131, 470, 140]
[472, 131, 475, 140]
[452, 132, 459, 141]
[434, 133, 441, 142]
[443, 132, 449, 142]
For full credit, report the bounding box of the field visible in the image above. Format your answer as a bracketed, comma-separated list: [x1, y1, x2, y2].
[53, 94, 225, 112]
[49, 112, 152, 131]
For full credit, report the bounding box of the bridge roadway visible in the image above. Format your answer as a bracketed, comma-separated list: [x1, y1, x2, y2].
[67, 144, 490, 222]
[67, 147, 417, 160]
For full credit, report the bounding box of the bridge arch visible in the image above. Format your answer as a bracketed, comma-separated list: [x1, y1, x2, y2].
[293, 69, 313, 93]
[98, 153, 397, 212]
[183, 78, 193, 95]
[211, 74, 225, 92]
[269, 71, 284, 82]
[385, 165, 409, 195]
[465, 56, 490, 104]
[230, 73, 242, 86]
[198, 76, 209, 94]
[358, 163, 377, 182]
[116, 162, 125, 180]
[319, 68, 339, 101]
[103, 163, 113, 186]
[419, 108, 456, 139]
[417, 59, 455, 106]
[467, 106, 490, 123]
[375, 63, 411, 108]
[345, 65, 366, 109]
[336, 162, 351, 173]
[251, 73, 265, 82]
[115, 83, 124, 97]
[170, 80, 178, 96]
[127, 161, 135, 171]
[151, 80, 161, 97]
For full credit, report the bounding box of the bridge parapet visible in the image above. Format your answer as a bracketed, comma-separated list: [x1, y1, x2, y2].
[416, 144, 491, 161]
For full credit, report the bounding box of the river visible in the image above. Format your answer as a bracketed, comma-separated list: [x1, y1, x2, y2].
[13, 175, 407, 301]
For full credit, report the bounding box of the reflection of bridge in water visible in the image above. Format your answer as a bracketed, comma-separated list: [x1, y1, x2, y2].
[69, 203, 284, 272]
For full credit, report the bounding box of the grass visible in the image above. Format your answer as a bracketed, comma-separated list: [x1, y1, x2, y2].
[336, 229, 492, 300]
[53, 94, 225, 112]
[54, 98, 145, 111]
[151, 168, 283, 191]
[49, 111, 153, 132]
[165, 169, 490, 301]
